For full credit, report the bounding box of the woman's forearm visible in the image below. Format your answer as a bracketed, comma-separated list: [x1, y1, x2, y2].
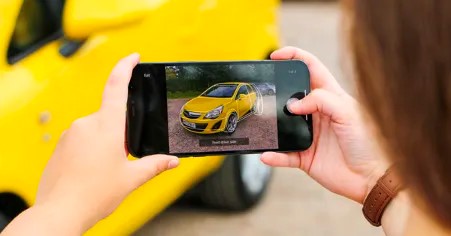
[1, 204, 88, 236]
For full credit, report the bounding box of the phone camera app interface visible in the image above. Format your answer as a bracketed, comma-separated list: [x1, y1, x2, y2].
[165, 63, 279, 154]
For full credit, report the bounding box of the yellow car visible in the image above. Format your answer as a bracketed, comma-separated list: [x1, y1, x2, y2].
[181, 82, 258, 134]
[0, 0, 278, 234]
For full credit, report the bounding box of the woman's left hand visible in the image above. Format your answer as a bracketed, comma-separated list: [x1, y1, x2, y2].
[2, 54, 179, 235]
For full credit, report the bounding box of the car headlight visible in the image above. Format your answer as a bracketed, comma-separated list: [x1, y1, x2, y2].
[204, 106, 223, 119]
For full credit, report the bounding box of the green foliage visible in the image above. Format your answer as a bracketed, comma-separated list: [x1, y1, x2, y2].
[167, 90, 201, 99]
[165, 64, 274, 94]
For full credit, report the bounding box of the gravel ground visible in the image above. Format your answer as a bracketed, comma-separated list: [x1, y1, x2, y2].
[168, 96, 278, 154]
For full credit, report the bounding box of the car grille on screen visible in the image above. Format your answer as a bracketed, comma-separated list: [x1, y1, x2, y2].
[180, 118, 208, 132]
[183, 110, 201, 119]
[192, 123, 208, 131]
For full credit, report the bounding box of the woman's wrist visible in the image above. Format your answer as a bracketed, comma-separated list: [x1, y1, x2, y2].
[363, 163, 390, 203]
[31, 199, 97, 234]
[381, 191, 410, 236]
[360, 164, 409, 233]
[2, 203, 90, 235]
[29, 203, 89, 234]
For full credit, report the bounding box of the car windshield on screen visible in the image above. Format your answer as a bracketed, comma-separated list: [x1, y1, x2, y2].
[201, 84, 238, 98]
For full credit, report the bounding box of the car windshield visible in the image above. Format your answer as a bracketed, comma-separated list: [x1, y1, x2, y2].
[201, 84, 238, 98]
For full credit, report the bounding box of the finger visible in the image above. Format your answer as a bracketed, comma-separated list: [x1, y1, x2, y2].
[127, 155, 179, 188]
[271, 47, 342, 93]
[288, 88, 348, 124]
[260, 152, 301, 168]
[101, 53, 140, 124]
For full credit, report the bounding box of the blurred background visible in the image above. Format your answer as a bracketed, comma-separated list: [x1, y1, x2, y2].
[0, 0, 381, 235]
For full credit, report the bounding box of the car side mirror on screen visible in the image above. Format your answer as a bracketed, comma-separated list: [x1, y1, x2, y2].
[63, 0, 150, 40]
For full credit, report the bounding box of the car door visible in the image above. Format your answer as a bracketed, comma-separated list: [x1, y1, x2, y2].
[0, 0, 107, 205]
[246, 84, 257, 106]
[0, 0, 71, 201]
[235, 85, 251, 117]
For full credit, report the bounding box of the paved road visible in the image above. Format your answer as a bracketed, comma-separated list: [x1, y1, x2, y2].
[136, 2, 382, 236]
[168, 96, 278, 154]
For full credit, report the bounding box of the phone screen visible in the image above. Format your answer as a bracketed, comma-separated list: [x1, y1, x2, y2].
[127, 61, 312, 157]
[165, 63, 278, 154]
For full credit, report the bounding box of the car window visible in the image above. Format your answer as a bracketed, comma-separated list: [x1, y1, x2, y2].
[7, 0, 65, 64]
[237, 85, 248, 95]
[201, 84, 238, 98]
[246, 85, 254, 93]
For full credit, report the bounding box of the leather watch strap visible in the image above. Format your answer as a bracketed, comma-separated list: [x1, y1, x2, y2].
[362, 167, 403, 226]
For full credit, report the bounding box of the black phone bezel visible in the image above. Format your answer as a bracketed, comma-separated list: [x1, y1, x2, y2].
[126, 60, 313, 157]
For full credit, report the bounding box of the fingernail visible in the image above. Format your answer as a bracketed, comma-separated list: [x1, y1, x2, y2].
[167, 159, 180, 169]
[129, 53, 140, 61]
[287, 98, 300, 113]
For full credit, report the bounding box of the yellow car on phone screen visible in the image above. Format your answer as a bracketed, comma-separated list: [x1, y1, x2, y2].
[181, 82, 258, 134]
[0, 0, 278, 234]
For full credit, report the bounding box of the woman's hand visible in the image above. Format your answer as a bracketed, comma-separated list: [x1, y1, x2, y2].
[261, 47, 388, 203]
[2, 54, 179, 235]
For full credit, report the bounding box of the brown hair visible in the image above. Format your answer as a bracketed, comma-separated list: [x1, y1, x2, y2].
[344, 0, 451, 227]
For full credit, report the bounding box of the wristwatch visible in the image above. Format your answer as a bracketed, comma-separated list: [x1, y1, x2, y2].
[362, 167, 403, 226]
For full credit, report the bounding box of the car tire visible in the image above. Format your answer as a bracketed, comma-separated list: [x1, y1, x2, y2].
[268, 90, 275, 96]
[224, 112, 238, 134]
[197, 154, 272, 211]
[0, 212, 10, 231]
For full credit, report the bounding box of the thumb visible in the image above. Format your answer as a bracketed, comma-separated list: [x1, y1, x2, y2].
[101, 53, 140, 132]
[288, 89, 347, 124]
[127, 155, 179, 188]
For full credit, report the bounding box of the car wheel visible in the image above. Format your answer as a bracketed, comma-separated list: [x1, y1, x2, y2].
[197, 154, 272, 210]
[268, 90, 275, 96]
[0, 212, 10, 231]
[224, 113, 238, 134]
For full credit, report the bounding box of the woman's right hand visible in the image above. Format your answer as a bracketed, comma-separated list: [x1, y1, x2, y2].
[261, 47, 388, 203]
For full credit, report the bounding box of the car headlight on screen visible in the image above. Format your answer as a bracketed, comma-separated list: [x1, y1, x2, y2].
[205, 106, 223, 119]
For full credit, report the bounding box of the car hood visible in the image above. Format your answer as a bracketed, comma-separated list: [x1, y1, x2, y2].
[183, 96, 231, 112]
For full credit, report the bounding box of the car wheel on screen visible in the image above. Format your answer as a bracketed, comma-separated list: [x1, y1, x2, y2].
[224, 113, 238, 134]
[197, 154, 272, 211]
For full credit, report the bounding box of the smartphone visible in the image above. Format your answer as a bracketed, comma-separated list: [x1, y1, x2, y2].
[126, 60, 313, 157]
